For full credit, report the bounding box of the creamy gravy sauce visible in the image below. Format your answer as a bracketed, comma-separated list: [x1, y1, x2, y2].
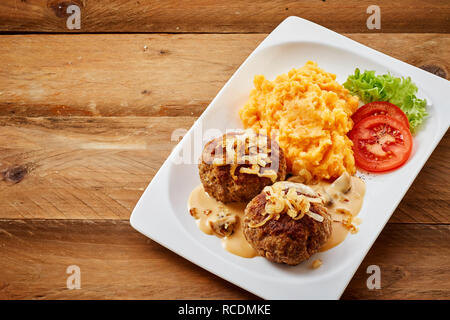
[188, 174, 365, 258]
[308, 175, 366, 251]
[188, 185, 257, 258]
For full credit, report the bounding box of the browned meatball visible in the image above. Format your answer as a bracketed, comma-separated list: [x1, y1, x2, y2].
[243, 182, 332, 265]
[199, 131, 286, 203]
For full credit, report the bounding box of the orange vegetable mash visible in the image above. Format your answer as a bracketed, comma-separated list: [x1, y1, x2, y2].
[239, 61, 359, 180]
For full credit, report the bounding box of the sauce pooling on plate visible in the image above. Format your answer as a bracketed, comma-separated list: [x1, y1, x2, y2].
[188, 185, 257, 258]
[188, 172, 365, 258]
[290, 172, 366, 251]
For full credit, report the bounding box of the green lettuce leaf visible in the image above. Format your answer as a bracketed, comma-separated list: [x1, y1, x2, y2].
[343, 68, 428, 132]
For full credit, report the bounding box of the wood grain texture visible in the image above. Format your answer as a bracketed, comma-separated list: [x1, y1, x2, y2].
[0, 116, 195, 219]
[0, 34, 264, 117]
[0, 115, 448, 222]
[0, 219, 256, 299]
[0, 0, 449, 33]
[0, 220, 448, 299]
[0, 33, 448, 118]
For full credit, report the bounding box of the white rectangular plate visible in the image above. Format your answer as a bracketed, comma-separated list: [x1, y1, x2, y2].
[130, 16, 450, 300]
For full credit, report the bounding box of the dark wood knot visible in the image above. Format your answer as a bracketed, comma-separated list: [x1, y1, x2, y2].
[419, 64, 448, 80]
[2, 165, 28, 184]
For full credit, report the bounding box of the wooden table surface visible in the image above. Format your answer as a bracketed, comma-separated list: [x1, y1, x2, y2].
[0, 1, 449, 300]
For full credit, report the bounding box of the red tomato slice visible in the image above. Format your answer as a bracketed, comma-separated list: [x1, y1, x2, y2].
[348, 115, 413, 172]
[352, 101, 410, 129]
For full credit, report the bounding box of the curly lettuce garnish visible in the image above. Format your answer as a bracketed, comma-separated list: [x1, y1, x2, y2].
[343, 69, 428, 132]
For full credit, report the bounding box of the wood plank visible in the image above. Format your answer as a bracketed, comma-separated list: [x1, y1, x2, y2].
[0, 0, 449, 33]
[0, 116, 195, 219]
[0, 220, 447, 299]
[0, 116, 448, 222]
[0, 34, 263, 117]
[0, 34, 448, 118]
[0, 219, 256, 299]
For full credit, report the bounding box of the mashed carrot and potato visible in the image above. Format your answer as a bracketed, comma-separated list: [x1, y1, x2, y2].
[239, 61, 359, 180]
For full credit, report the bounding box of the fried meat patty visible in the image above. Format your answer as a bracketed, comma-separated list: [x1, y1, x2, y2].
[243, 187, 332, 265]
[199, 132, 286, 203]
